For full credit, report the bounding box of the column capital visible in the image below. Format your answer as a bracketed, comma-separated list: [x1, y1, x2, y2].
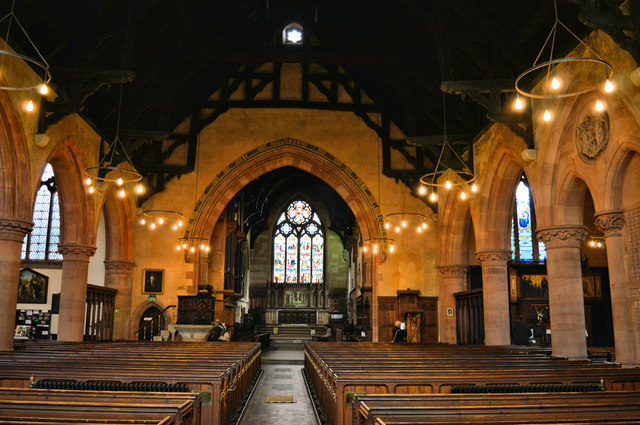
[475, 250, 511, 266]
[57, 243, 96, 261]
[0, 217, 33, 242]
[104, 260, 136, 272]
[594, 210, 625, 235]
[437, 265, 468, 278]
[536, 225, 587, 249]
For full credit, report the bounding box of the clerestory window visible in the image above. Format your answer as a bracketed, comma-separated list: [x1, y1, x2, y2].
[273, 200, 324, 283]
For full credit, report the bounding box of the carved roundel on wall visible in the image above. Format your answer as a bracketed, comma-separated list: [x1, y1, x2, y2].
[575, 111, 610, 163]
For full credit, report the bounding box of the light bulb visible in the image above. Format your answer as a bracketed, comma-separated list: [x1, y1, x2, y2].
[85, 177, 92, 186]
[421, 223, 427, 229]
[176, 245, 181, 251]
[514, 96, 524, 110]
[595, 99, 604, 112]
[88, 186, 95, 194]
[140, 218, 146, 225]
[158, 217, 164, 225]
[178, 220, 183, 227]
[363, 246, 368, 253]
[395, 226, 400, 233]
[172, 224, 178, 230]
[150, 223, 156, 230]
[543, 109, 551, 122]
[445, 180, 452, 189]
[418, 185, 426, 195]
[182, 243, 187, 249]
[589, 240, 595, 247]
[471, 183, 478, 193]
[417, 226, 422, 233]
[604, 79, 614, 93]
[116, 177, 124, 186]
[136, 184, 144, 194]
[373, 244, 378, 253]
[401, 220, 407, 228]
[205, 246, 210, 252]
[118, 189, 126, 198]
[39, 84, 48, 95]
[597, 242, 602, 248]
[460, 191, 467, 200]
[190, 247, 195, 253]
[384, 223, 390, 229]
[200, 244, 205, 250]
[389, 245, 395, 253]
[551, 76, 560, 90]
[429, 192, 437, 202]
[25, 100, 34, 112]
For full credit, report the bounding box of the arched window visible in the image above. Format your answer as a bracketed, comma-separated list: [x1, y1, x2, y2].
[21, 164, 62, 261]
[282, 23, 303, 45]
[273, 200, 324, 283]
[511, 174, 546, 262]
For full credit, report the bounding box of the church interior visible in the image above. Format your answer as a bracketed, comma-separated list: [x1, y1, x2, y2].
[1, 0, 640, 423]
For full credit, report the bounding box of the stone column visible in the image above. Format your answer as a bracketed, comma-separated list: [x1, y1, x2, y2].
[475, 250, 511, 346]
[0, 217, 33, 350]
[209, 219, 227, 321]
[594, 210, 634, 364]
[537, 225, 587, 359]
[437, 265, 467, 344]
[104, 260, 135, 340]
[57, 243, 96, 342]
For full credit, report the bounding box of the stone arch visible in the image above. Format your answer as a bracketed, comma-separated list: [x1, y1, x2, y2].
[102, 189, 135, 262]
[475, 147, 525, 251]
[130, 301, 172, 340]
[46, 137, 96, 246]
[186, 138, 383, 245]
[0, 90, 31, 219]
[554, 172, 593, 225]
[439, 192, 473, 266]
[604, 141, 640, 211]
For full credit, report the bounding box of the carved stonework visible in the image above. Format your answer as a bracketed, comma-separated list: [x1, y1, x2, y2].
[576, 112, 609, 161]
[0, 217, 33, 242]
[594, 210, 625, 235]
[536, 226, 587, 249]
[475, 250, 511, 266]
[104, 260, 136, 273]
[57, 243, 97, 261]
[437, 265, 468, 278]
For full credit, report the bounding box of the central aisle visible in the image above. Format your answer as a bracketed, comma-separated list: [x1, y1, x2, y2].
[238, 350, 319, 425]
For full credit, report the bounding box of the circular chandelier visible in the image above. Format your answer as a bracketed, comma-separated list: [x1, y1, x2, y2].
[385, 212, 429, 235]
[139, 209, 184, 231]
[512, 0, 614, 121]
[363, 237, 395, 255]
[85, 163, 143, 198]
[176, 236, 210, 253]
[0, 3, 52, 111]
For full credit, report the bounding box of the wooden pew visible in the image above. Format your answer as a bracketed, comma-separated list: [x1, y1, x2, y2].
[0, 342, 261, 425]
[353, 393, 640, 425]
[304, 342, 640, 425]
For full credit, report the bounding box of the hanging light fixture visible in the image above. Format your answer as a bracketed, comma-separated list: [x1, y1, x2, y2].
[0, 1, 51, 100]
[84, 10, 142, 197]
[514, 0, 614, 121]
[385, 180, 429, 236]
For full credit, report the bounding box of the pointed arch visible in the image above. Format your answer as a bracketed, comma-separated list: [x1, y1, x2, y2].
[186, 138, 382, 246]
[102, 189, 135, 262]
[439, 191, 473, 266]
[0, 90, 31, 219]
[47, 137, 97, 246]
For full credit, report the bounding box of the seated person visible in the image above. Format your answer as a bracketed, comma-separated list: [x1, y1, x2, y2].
[318, 324, 332, 342]
[207, 320, 226, 341]
[392, 321, 407, 343]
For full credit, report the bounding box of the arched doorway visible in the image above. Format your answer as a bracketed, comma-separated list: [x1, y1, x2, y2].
[137, 306, 166, 341]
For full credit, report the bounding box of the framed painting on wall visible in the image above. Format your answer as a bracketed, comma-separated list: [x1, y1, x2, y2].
[142, 269, 164, 294]
[18, 268, 48, 304]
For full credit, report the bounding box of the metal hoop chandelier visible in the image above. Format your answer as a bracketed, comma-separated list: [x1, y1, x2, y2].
[385, 212, 429, 235]
[363, 237, 395, 255]
[0, 5, 51, 92]
[139, 209, 184, 231]
[177, 236, 211, 253]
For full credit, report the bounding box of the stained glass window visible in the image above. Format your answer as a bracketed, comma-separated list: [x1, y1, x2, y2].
[22, 164, 62, 261]
[273, 200, 324, 283]
[511, 176, 546, 262]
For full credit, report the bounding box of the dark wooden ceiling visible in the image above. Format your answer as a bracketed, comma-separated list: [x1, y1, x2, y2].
[5, 0, 622, 200]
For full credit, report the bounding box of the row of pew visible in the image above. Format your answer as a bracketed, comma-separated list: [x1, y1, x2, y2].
[0, 341, 262, 425]
[304, 342, 640, 425]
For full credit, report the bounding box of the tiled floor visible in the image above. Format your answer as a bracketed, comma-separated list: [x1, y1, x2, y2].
[238, 351, 318, 425]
